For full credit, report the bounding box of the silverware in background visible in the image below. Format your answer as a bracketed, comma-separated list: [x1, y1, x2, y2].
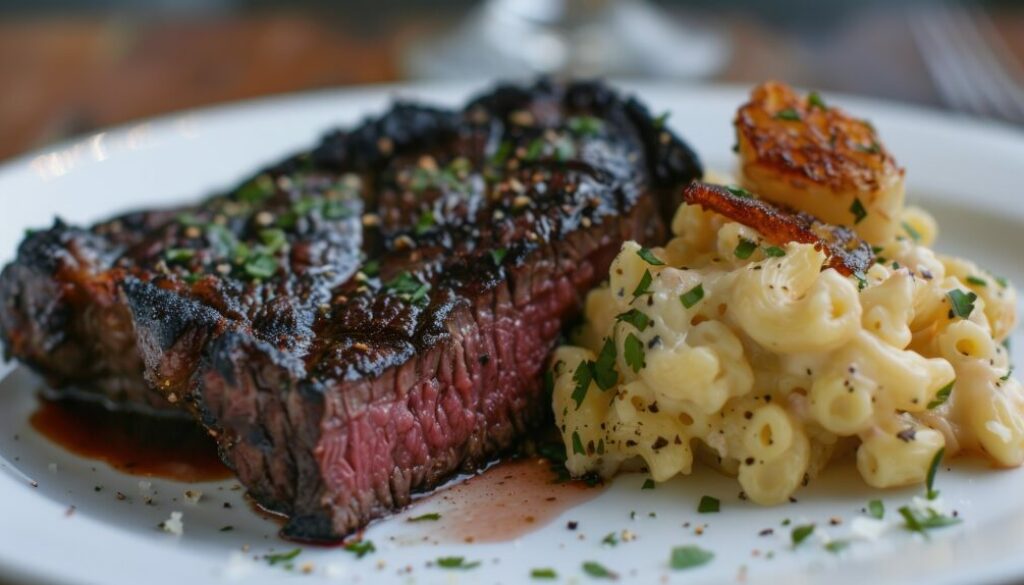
[910, 1, 1024, 125]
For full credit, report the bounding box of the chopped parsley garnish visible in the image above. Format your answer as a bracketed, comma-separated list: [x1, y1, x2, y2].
[531, 568, 558, 579]
[524, 138, 546, 161]
[490, 248, 508, 266]
[322, 200, 352, 220]
[927, 380, 955, 409]
[763, 246, 786, 257]
[898, 506, 960, 536]
[855, 142, 881, 155]
[791, 524, 815, 547]
[868, 499, 885, 519]
[410, 158, 472, 193]
[602, 532, 619, 546]
[849, 197, 868, 224]
[774, 108, 802, 121]
[571, 361, 593, 409]
[236, 175, 275, 204]
[632, 269, 653, 298]
[592, 338, 619, 390]
[1001, 367, 1013, 382]
[926, 447, 944, 500]
[553, 136, 575, 161]
[637, 247, 665, 266]
[206, 224, 240, 259]
[679, 283, 705, 309]
[582, 561, 617, 579]
[902, 221, 922, 242]
[219, 525, 234, 532]
[408, 513, 441, 522]
[653, 111, 671, 129]
[725, 185, 754, 199]
[616, 309, 651, 332]
[436, 556, 481, 570]
[734, 238, 757, 259]
[259, 228, 287, 253]
[361, 259, 380, 277]
[489, 140, 513, 167]
[854, 271, 869, 291]
[572, 431, 585, 456]
[414, 210, 436, 235]
[568, 115, 605, 136]
[966, 275, 988, 287]
[448, 156, 472, 176]
[669, 545, 714, 570]
[697, 495, 720, 513]
[164, 248, 195, 263]
[807, 91, 827, 110]
[996, 276, 1009, 288]
[947, 289, 977, 319]
[176, 212, 204, 227]
[244, 254, 278, 279]
[824, 540, 850, 554]
[642, 478, 655, 490]
[343, 540, 375, 558]
[385, 271, 431, 306]
[265, 548, 301, 566]
[623, 333, 646, 372]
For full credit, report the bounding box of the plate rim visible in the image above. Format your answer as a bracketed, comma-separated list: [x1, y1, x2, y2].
[1, 79, 1024, 585]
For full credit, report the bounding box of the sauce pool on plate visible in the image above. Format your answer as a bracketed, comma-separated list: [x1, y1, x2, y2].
[397, 458, 605, 544]
[30, 396, 231, 483]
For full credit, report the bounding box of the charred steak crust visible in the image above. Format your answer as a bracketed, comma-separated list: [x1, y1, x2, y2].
[0, 79, 702, 540]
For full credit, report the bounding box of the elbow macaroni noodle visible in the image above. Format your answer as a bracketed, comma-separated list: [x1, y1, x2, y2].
[552, 188, 1021, 504]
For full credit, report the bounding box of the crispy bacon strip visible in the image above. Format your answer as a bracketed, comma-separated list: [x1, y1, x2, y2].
[683, 182, 873, 276]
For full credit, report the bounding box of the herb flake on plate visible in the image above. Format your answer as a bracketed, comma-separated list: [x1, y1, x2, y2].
[669, 545, 714, 570]
[697, 495, 720, 513]
[791, 524, 815, 547]
[436, 556, 481, 570]
[408, 513, 441, 522]
[868, 499, 885, 519]
[265, 548, 301, 566]
[531, 568, 558, 579]
[343, 540, 375, 558]
[582, 561, 617, 579]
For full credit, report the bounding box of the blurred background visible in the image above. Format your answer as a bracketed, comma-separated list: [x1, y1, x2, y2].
[1, 0, 1022, 162]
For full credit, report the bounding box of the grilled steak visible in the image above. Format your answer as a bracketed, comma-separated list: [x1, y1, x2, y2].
[0, 79, 702, 540]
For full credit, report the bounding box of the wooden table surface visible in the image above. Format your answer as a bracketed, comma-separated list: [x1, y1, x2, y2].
[1, 5, 1022, 162]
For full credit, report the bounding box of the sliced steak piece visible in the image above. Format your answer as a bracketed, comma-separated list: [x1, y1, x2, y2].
[0, 79, 702, 539]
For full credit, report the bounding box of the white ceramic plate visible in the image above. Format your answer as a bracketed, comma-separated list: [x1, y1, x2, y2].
[1, 81, 1023, 585]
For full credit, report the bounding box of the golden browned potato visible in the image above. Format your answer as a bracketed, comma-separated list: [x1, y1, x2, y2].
[735, 81, 905, 245]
